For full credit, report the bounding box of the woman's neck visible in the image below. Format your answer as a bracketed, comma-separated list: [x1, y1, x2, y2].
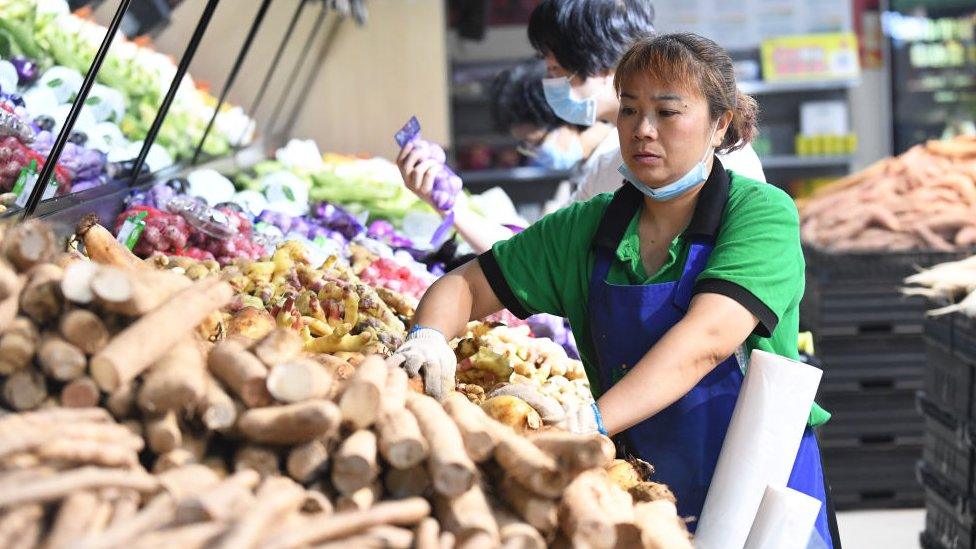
[578, 123, 613, 159]
[638, 155, 715, 239]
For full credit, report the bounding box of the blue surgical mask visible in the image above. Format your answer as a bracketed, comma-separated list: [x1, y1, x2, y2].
[528, 137, 585, 170]
[619, 123, 718, 202]
[543, 77, 597, 126]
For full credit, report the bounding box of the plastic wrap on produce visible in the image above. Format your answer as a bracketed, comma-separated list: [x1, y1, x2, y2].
[743, 486, 822, 549]
[695, 350, 822, 549]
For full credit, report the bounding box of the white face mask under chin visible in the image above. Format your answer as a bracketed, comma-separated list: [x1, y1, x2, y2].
[618, 122, 720, 202]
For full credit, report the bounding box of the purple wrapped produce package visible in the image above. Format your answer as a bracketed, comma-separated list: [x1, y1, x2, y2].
[526, 314, 580, 360]
[394, 116, 462, 245]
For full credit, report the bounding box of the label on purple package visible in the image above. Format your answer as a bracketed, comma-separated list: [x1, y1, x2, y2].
[394, 116, 421, 148]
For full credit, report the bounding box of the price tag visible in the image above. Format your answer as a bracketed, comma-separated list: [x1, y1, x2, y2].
[116, 211, 148, 250]
[13, 160, 39, 208]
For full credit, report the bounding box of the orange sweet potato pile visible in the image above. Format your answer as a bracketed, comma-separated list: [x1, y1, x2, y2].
[799, 136, 976, 252]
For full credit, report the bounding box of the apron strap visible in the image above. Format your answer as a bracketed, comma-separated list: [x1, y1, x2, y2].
[592, 183, 642, 253]
[673, 240, 715, 310]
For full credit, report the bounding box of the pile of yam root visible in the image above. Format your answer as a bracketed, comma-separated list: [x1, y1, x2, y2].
[799, 136, 976, 252]
[0, 219, 691, 548]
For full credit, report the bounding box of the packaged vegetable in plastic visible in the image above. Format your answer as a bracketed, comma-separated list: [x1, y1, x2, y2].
[394, 116, 462, 245]
[82, 83, 125, 123]
[312, 201, 365, 240]
[232, 190, 269, 218]
[114, 206, 190, 257]
[166, 195, 238, 239]
[0, 109, 35, 143]
[260, 170, 309, 216]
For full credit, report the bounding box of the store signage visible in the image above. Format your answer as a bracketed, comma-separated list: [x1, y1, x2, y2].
[761, 33, 862, 82]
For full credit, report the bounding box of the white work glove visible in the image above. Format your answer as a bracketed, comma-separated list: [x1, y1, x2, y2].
[389, 327, 457, 400]
[489, 384, 607, 435]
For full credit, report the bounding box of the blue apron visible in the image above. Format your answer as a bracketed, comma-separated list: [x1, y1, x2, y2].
[587, 187, 836, 547]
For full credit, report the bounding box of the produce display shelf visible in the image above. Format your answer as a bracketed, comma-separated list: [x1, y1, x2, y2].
[737, 78, 860, 95]
[759, 155, 855, 169]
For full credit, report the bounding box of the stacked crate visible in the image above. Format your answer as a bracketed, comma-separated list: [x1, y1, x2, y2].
[919, 313, 976, 549]
[802, 247, 967, 510]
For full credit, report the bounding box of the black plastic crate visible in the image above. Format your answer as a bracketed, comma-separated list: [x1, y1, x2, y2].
[958, 314, 976, 372]
[804, 247, 968, 283]
[818, 389, 924, 447]
[814, 333, 927, 393]
[802, 283, 929, 336]
[801, 246, 966, 337]
[927, 315, 956, 353]
[823, 444, 923, 509]
[919, 462, 976, 549]
[919, 394, 973, 495]
[926, 337, 976, 421]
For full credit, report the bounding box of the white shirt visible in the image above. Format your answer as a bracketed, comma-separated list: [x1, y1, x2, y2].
[570, 132, 767, 202]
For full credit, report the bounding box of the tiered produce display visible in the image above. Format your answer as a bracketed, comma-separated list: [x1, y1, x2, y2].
[0, 219, 689, 548]
[0, 0, 254, 197]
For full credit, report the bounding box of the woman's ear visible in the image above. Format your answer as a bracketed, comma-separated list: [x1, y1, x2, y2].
[713, 110, 734, 147]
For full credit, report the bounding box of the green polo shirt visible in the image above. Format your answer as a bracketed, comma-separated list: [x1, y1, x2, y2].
[479, 163, 829, 426]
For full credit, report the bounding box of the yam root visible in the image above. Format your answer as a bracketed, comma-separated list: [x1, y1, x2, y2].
[482, 396, 542, 434]
[175, 469, 260, 524]
[60, 260, 97, 305]
[384, 464, 431, 499]
[332, 430, 379, 494]
[4, 221, 56, 272]
[265, 497, 431, 549]
[209, 339, 271, 407]
[91, 265, 192, 317]
[20, 263, 63, 324]
[336, 482, 382, 512]
[44, 491, 102, 548]
[529, 432, 615, 473]
[59, 308, 109, 355]
[0, 316, 39, 374]
[266, 358, 333, 404]
[138, 340, 208, 414]
[285, 439, 330, 484]
[499, 476, 558, 536]
[59, 376, 100, 408]
[153, 449, 197, 474]
[238, 400, 341, 445]
[378, 407, 429, 470]
[77, 219, 146, 271]
[406, 393, 477, 498]
[234, 445, 281, 478]
[633, 500, 693, 549]
[434, 485, 500, 546]
[38, 333, 86, 381]
[338, 355, 388, 429]
[146, 411, 183, 454]
[156, 464, 222, 501]
[199, 375, 237, 431]
[487, 420, 567, 499]
[90, 278, 234, 391]
[0, 466, 157, 507]
[253, 328, 303, 367]
[215, 476, 305, 549]
[3, 370, 47, 411]
[442, 393, 497, 463]
[559, 469, 635, 549]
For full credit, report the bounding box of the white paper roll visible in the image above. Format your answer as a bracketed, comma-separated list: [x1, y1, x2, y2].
[744, 485, 822, 549]
[694, 350, 823, 549]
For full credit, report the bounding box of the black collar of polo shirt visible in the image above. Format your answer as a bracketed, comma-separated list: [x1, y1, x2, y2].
[592, 157, 731, 252]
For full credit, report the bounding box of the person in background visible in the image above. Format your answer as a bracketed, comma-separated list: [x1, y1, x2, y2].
[528, 0, 766, 201]
[397, 60, 613, 254]
[391, 33, 837, 547]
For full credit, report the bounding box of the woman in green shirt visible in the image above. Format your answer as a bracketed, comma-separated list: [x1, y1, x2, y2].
[391, 33, 836, 546]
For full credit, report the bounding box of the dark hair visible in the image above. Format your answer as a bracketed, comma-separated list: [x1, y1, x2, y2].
[488, 60, 563, 134]
[614, 33, 759, 153]
[528, 0, 655, 79]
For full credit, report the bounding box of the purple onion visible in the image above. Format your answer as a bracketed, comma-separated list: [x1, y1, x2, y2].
[10, 58, 38, 85]
[313, 201, 365, 239]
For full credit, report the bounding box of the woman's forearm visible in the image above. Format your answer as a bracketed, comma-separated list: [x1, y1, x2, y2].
[451, 203, 516, 254]
[412, 260, 505, 340]
[596, 293, 757, 436]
